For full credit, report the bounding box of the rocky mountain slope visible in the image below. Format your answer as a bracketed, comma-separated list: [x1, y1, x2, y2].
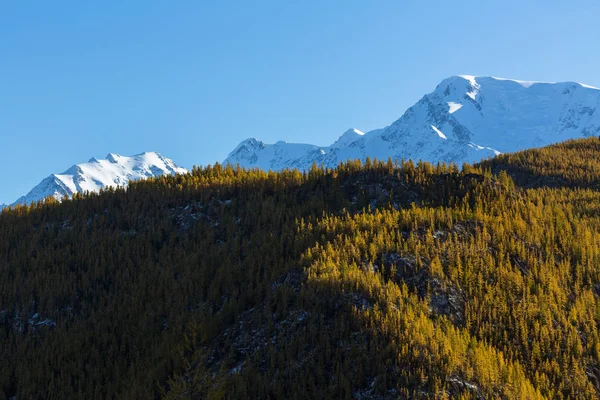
[224, 75, 600, 169]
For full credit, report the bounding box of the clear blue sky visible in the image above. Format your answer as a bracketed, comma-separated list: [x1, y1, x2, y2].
[1, 1, 599, 204]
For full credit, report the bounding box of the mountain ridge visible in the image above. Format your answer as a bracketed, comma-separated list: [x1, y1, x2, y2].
[224, 75, 600, 170]
[10, 152, 187, 207]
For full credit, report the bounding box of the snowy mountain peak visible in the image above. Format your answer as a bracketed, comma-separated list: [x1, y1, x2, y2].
[225, 138, 267, 167]
[224, 75, 600, 171]
[106, 153, 121, 163]
[331, 128, 365, 149]
[230, 138, 265, 153]
[345, 128, 365, 135]
[11, 152, 187, 206]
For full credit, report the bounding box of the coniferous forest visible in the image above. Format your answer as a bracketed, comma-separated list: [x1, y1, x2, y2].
[3, 138, 600, 399]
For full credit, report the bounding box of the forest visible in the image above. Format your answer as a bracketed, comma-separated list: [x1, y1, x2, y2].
[2, 138, 600, 399]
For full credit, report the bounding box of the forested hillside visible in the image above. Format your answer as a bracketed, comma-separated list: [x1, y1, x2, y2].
[3, 138, 600, 399]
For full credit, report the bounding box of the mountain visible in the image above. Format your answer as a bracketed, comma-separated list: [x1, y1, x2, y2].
[12, 152, 187, 206]
[4, 138, 600, 398]
[224, 75, 600, 169]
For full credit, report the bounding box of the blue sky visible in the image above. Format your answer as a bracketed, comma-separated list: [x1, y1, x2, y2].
[1, 1, 599, 204]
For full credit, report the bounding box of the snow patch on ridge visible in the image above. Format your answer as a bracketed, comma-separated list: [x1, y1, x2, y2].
[447, 102, 463, 114]
[459, 75, 481, 100]
[490, 76, 548, 88]
[468, 143, 501, 156]
[490, 76, 599, 90]
[431, 125, 447, 140]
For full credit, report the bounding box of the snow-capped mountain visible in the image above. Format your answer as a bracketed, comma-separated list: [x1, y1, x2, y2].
[224, 76, 600, 170]
[11, 152, 187, 206]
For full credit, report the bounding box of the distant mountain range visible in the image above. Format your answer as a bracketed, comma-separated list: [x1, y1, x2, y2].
[224, 75, 600, 170]
[4, 75, 600, 207]
[7, 152, 187, 207]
